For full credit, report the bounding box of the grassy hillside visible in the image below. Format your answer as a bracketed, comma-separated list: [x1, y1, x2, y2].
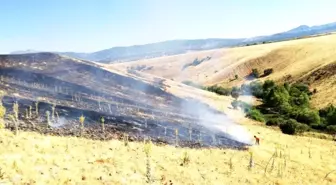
[0, 114, 335, 185]
[0, 53, 252, 148]
[110, 33, 336, 109]
[0, 49, 335, 185]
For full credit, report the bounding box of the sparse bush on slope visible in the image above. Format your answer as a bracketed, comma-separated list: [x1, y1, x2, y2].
[319, 104, 336, 126]
[326, 125, 336, 134]
[280, 119, 309, 135]
[205, 85, 231, 96]
[263, 68, 274, 76]
[231, 87, 240, 100]
[203, 75, 332, 135]
[294, 108, 320, 125]
[266, 117, 285, 126]
[237, 79, 332, 134]
[246, 108, 265, 122]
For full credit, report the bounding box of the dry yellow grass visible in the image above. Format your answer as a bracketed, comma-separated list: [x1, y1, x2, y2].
[0, 88, 335, 185]
[1, 34, 335, 185]
[0, 83, 335, 184]
[109, 34, 336, 108]
[0, 117, 336, 185]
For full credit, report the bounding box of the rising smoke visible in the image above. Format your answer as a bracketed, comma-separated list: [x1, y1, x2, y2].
[174, 53, 254, 145]
[180, 98, 253, 145]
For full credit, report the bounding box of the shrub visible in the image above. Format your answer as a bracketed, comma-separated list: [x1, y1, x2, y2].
[246, 108, 265, 122]
[231, 87, 240, 100]
[250, 81, 264, 98]
[319, 104, 336, 125]
[264, 86, 290, 108]
[279, 120, 296, 135]
[251, 68, 260, 78]
[284, 82, 290, 91]
[295, 109, 320, 125]
[266, 118, 284, 126]
[263, 68, 274, 76]
[279, 119, 309, 135]
[291, 83, 310, 95]
[326, 125, 336, 133]
[310, 123, 327, 130]
[206, 85, 231, 96]
[279, 102, 293, 114]
[289, 90, 310, 107]
[313, 88, 317, 94]
[263, 80, 276, 94]
[296, 122, 310, 133]
[319, 104, 335, 117]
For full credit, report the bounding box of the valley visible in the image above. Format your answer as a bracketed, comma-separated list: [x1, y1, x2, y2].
[0, 35, 335, 185]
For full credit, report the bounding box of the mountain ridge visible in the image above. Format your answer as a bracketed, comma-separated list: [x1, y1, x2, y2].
[10, 21, 336, 63]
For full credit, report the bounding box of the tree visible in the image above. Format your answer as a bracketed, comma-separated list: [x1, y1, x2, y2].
[246, 108, 265, 122]
[290, 91, 310, 108]
[250, 81, 264, 98]
[264, 86, 290, 108]
[319, 104, 336, 125]
[231, 87, 240, 100]
[206, 85, 231, 96]
[262, 80, 276, 96]
[295, 108, 321, 125]
[291, 83, 310, 95]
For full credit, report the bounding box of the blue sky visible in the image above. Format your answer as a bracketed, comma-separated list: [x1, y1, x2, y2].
[0, 0, 335, 53]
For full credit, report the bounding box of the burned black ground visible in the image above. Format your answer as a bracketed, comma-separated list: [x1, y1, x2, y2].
[0, 53, 250, 149]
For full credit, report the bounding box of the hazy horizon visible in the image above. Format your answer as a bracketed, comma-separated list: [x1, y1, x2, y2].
[1, 0, 336, 53]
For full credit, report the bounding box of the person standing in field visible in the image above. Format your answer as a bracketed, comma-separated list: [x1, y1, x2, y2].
[254, 135, 260, 145]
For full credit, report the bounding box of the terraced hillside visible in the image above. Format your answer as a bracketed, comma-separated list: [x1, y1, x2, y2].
[110, 33, 336, 108]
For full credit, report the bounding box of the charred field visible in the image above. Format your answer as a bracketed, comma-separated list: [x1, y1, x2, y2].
[0, 53, 250, 149]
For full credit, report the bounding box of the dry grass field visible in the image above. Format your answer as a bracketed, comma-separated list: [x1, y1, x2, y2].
[110, 33, 336, 109]
[0, 106, 335, 185]
[0, 83, 335, 185]
[0, 35, 336, 185]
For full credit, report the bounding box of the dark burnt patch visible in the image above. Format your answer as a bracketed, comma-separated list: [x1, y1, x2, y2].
[0, 53, 251, 150]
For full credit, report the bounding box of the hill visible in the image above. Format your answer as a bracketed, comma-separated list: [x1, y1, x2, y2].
[0, 52, 335, 184]
[10, 22, 336, 63]
[110, 33, 336, 109]
[0, 52, 253, 148]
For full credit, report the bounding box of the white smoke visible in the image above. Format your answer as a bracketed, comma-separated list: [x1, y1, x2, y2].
[51, 117, 67, 128]
[181, 99, 253, 145]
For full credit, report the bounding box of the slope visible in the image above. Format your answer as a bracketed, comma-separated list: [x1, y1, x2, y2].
[110, 33, 336, 108]
[0, 52, 336, 185]
[0, 52, 253, 148]
[0, 111, 335, 185]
